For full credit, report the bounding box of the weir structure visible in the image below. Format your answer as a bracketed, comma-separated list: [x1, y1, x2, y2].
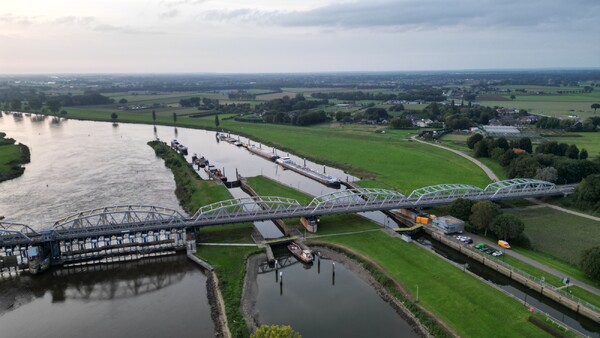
[1, 179, 573, 271]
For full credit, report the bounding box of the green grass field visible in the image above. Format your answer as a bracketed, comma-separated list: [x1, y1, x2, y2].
[0, 139, 22, 173]
[246, 175, 313, 205]
[506, 207, 600, 265]
[478, 91, 600, 119]
[541, 132, 600, 157]
[313, 231, 548, 337]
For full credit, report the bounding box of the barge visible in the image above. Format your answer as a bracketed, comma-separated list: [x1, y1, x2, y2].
[247, 145, 280, 161]
[275, 156, 341, 188]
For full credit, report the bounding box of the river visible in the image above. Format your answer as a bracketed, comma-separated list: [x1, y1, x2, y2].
[0, 112, 416, 337]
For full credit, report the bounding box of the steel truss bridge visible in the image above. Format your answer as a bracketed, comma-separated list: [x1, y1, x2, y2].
[1, 179, 574, 248]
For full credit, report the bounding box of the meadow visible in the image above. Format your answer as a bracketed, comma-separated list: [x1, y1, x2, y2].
[506, 207, 600, 265]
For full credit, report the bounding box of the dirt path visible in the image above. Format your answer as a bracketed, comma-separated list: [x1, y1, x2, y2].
[410, 136, 499, 181]
[527, 198, 600, 222]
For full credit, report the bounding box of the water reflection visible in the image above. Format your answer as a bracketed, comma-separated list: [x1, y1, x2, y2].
[254, 252, 419, 338]
[0, 254, 214, 338]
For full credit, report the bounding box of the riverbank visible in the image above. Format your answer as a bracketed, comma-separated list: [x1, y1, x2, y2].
[0, 132, 30, 183]
[147, 140, 230, 213]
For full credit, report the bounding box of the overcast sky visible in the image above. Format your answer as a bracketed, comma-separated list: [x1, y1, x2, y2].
[1, 0, 598, 74]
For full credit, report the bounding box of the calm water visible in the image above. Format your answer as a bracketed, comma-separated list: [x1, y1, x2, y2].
[255, 254, 419, 338]
[0, 255, 214, 338]
[0, 113, 412, 337]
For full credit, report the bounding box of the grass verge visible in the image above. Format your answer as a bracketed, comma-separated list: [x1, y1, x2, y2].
[197, 246, 261, 338]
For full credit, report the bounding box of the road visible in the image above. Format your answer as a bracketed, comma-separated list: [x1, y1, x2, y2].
[410, 135, 499, 181]
[465, 232, 600, 298]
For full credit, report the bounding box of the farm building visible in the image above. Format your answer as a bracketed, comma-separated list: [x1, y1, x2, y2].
[481, 125, 521, 137]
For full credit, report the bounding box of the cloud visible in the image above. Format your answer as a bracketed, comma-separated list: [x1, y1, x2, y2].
[160, 0, 207, 8]
[159, 9, 180, 19]
[92, 24, 165, 35]
[0, 14, 33, 26]
[201, 0, 600, 30]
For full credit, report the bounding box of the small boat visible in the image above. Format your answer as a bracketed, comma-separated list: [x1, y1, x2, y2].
[177, 144, 188, 155]
[288, 242, 314, 263]
[194, 156, 208, 168]
[171, 139, 179, 148]
[234, 141, 243, 147]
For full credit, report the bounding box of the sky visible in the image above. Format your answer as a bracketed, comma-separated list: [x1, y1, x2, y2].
[0, 0, 599, 74]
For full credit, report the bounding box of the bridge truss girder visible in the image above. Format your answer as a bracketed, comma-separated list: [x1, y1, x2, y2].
[0, 221, 39, 246]
[308, 188, 406, 213]
[484, 178, 558, 198]
[193, 196, 303, 223]
[407, 184, 484, 203]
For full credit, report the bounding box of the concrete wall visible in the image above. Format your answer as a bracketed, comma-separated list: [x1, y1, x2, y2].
[427, 229, 600, 323]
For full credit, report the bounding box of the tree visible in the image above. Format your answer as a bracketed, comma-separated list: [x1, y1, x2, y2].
[29, 98, 43, 111]
[10, 99, 21, 111]
[152, 110, 156, 122]
[580, 247, 600, 282]
[534, 166, 558, 182]
[390, 117, 413, 129]
[449, 198, 475, 221]
[46, 99, 62, 114]
[473, 139, 489, 158]
[467, 133, 483, 149]
[118, 98, 128, 104]
[580, 148, 589, 160]
[510, 94, 516, 100]
[592, 103, 600, 114]
[110, 112, 118, 123]
[251, 325, 302, 338]
[518, 137, 532, 153]
[566, 144, 579, 159]
[490, 214, 524, 240]
[215, 114, 220, 128]
[469, 201, 501, 236]
[173, 112, 177, 124]
[495, 137, 509, 151]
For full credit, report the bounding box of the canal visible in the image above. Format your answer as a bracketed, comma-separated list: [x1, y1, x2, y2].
[417, 234, 600, 336]
[0, 113, 415, 336]
[251, 250, 420, 338]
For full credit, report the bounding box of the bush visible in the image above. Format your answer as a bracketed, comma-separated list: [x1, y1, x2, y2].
[579, 246, 600, 282]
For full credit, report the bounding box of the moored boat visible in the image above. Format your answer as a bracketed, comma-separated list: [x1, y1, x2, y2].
[288, 242, 314, 263]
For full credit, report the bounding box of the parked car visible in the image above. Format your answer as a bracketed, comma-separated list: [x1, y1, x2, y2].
[498, 240, 511, 249]
[492, 251, 503, 257]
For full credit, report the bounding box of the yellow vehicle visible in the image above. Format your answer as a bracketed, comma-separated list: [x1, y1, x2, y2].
[498, 240, 511, 249]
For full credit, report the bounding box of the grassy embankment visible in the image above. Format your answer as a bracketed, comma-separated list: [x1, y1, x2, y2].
[314, 231, 549, 337]
[0, 132, 30, 182]
[58, 108, 492, 193]
[245, 175, 553, 337]
[148, 139, 257, 337]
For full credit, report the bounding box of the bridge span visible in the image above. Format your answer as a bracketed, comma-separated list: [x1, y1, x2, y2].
[0, 179, 574, 269]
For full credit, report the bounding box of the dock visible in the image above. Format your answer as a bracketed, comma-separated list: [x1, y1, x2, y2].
[276, 157, 341, 188]
[247, 145, 279, 161]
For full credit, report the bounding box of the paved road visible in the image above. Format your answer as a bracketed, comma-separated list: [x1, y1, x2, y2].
[410, 136, 499, 181]
[465, 232, 600, 298]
